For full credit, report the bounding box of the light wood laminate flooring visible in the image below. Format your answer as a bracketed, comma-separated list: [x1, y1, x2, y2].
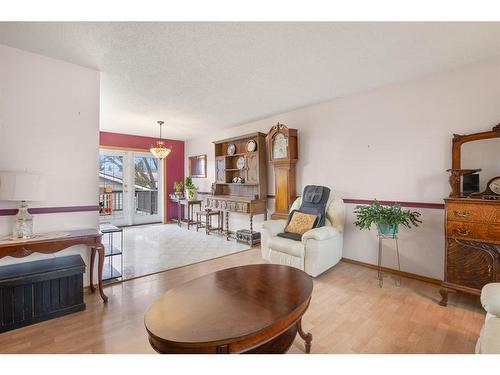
[0, 248, 484, 354]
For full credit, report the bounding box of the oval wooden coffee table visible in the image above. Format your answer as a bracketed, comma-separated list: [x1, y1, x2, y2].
[144, 264, 313, 354]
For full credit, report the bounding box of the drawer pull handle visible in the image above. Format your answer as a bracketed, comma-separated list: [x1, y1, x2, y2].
[454, 228, 471, 236]
[488, 265, 492, 278]
[453, 210, 471, 217]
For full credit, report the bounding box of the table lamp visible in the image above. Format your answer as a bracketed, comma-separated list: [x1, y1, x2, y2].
[0, 172, 46, 239]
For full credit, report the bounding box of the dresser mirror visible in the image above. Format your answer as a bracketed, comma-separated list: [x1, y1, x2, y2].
[448, 124, 500, 198]
[461, 137, 500, 195]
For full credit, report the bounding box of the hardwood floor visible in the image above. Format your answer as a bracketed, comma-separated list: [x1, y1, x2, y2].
[0, 248, 485, 354]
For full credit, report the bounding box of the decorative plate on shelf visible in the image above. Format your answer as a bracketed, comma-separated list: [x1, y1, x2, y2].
[227, 143, 236, 155]
[246, 139, 257, 152]
[236, 156, 246, 170]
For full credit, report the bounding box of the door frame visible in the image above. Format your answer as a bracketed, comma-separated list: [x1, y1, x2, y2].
[100, 146, 168, 224]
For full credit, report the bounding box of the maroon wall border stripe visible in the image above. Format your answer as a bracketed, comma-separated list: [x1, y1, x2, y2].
[0, 205, 100, 216]
[342, 198, 444, 210]
[199, 193, 444, 210]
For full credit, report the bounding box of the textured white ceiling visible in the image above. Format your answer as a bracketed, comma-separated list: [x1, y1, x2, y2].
[1, 22, 500, 140]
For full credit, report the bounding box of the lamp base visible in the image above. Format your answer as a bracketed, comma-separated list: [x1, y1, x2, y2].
[13, 201, 34, 239]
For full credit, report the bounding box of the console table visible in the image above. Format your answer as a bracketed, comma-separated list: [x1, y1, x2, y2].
[205, 195, 267, 243]
[0, 229, 108, 303]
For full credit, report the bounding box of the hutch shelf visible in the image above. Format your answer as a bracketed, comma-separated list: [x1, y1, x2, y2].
[208, 132, 268, 245]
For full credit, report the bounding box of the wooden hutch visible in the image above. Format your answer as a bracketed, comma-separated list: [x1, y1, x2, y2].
[206, 132, 268, 244]
[439, 124, 500, 306]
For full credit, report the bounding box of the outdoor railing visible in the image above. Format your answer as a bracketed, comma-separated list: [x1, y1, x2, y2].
[99, 190, 158, 216]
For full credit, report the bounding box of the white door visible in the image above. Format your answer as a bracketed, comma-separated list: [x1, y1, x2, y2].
[99, 149, 163, 226]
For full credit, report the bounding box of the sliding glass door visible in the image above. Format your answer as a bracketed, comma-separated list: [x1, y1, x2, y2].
[99, 149, 163, 226]
[132, 153, 162, 224]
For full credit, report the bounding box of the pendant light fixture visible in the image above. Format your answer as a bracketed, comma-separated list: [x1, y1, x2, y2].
[150, 120, 171, 159]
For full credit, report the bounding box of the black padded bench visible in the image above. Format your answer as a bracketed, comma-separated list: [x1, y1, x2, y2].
[0, 255, 86, 333]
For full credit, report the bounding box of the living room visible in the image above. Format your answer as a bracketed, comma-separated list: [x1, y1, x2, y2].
[1, 1, 500, 374]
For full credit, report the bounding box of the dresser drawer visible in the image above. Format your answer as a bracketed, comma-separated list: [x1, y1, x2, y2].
[447, 220, 489, 241]
[488, 224, 500, 241]
[446, 202, 496, 223]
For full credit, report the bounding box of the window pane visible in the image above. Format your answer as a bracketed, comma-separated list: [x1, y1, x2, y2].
[134, 156, 159, 216]
[99, 155, 124, 218]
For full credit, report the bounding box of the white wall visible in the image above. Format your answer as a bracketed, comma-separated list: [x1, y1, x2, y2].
[0, 45, 100, 285]
[186, 57, 500, 280]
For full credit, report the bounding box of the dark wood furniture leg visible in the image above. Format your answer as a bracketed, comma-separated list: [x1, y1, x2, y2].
[206, 213, 210, 235]
[297, 318, 312, 354]
[226, 212, 230, 241]
[89, 247, 96, 293]
[439, 287, 452, 307]
[177, 202, 181, 227]
[249, 214, 254, 246]
[96, 244, 108, 303]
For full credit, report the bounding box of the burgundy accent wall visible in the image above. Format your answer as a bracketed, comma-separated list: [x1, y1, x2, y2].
[99, 131, 185, 221]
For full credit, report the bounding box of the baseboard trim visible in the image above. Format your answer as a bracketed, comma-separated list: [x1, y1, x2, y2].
[341, 257, 442, 286]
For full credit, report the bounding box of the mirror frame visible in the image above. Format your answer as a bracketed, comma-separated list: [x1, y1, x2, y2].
[189, 154, 207, 178]
[448, 123, 500, 197]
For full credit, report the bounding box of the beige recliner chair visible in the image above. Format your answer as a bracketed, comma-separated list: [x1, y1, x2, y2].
[476, 283, 500, 354]
[261, 196, 346, 277]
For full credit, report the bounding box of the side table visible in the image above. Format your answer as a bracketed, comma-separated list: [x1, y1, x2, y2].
[171, 199, 202, 229]
[196, 209, 223, 235]
[99, 223, 123, 282]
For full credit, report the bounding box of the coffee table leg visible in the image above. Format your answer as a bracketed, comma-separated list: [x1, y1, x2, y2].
[297, 318, 312, 354]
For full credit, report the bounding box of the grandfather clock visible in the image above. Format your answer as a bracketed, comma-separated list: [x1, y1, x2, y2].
[266, 123, 298, 220]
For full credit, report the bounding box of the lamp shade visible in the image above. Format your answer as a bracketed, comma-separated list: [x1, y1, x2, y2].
[0, 172, 46, 202]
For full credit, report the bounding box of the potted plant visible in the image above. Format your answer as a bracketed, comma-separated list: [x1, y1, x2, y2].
[173, 181, 184, 198]
[353, 200, 422, 237]
[184, 176, 198, 200]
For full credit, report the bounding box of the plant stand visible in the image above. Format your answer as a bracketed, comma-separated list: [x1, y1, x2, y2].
[377, 233, 401, 288]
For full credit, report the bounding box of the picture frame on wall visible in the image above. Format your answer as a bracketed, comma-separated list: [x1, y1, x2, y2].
[189, 154, 207, 178]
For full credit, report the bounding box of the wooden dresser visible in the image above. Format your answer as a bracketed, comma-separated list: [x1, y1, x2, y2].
[440, 198, 500, 305]
[440, 123, 500, 306]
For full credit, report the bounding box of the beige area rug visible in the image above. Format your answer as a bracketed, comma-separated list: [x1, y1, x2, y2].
[107, 223, 251, 280]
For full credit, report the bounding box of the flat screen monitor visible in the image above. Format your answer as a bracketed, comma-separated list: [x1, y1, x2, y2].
[463, 174, 479, 196]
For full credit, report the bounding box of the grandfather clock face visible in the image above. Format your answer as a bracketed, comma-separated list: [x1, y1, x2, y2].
[272, 132, 288, 159]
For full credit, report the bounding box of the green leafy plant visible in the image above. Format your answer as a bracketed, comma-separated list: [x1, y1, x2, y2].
[353, 200, 422, 231]
[184, 176, 197, 191]
[174, 181, 184, 192]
